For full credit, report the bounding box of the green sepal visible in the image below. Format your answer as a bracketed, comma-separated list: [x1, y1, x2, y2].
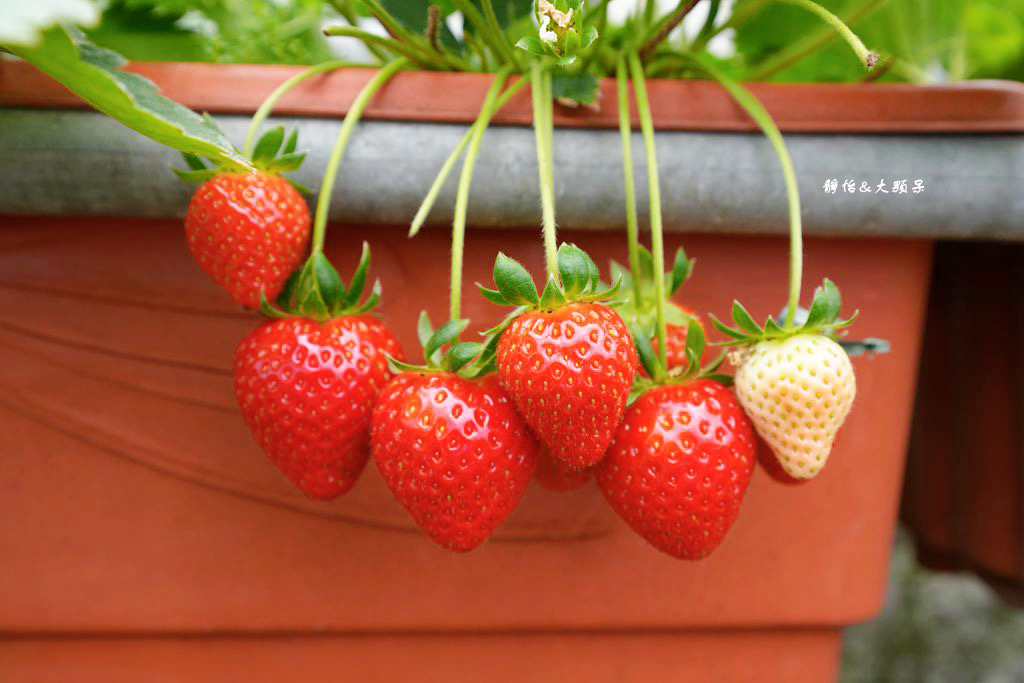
[173, 168, 218, 183]
[804, 278, 841, 329]
[557, 243, 590, 299]
[493, 253, 540, 306]
[540, 276, 568, 309]
[731, 300, 763, 337]
[578, 24, 598, 51]
[387, 354, 435, 376]
[764, 317, 786, 336]
[283, 128, 299, 155]
[259, 292, 292, 320]
[353, 280, 382, 314]
[704, 373, 735, 388]
[181, 152, 208, 171]
[417, 310, 435, 348]
[299, 285, 329, 320]
[288, 178, 314, 196]
[252, 126, 285, 166]
[264, 152, 307, 174]
[311, 252, 344, 309]
[685, 317, 706, 365]
[630, 324, 662, 382]
[478, 286, 511, 306]
[515, 36, 548, 57]
[577, 274, 622, 303]
[710, 313, 752, 341]
[668, 247, 694, 296]
[425, 319, 469, 363]
[444, 342, 483, 373]
[343, 242, 372, 309]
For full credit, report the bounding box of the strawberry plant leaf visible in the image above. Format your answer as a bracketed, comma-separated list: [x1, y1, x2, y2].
[478, 286, 511, 306]
[265, 152, 306, 173]
[493, 253, 539, 306]
[668, 246, 693, 296]
[552, 72, 600, 106]
[515, 36, 548, 56]
[252, 126, 285, 165]
[9, 27, 252, 171]
[181, 152, 208, 171]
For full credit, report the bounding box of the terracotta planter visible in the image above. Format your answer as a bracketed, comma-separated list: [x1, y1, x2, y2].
[0, 63, 1016, 681]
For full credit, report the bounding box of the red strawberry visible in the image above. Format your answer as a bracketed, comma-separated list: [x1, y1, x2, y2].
[234, 315, 402, 500]
[372, 373, 538, 552]
[596, 380, 757, 560]
[186, 172, 310, 309]
[497, 302, 637, 467]
[647, 306, 708, 374]
[535, 449, 593, 492]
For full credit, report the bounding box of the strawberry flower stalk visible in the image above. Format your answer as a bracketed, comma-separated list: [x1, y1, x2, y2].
[594, 51, 757, 561]
[370, 68, 539, 553]
[516, 0, 599, 66]
[232, 59, 409, 501]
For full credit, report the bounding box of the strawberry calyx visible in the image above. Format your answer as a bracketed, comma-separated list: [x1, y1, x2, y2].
[479, 242, 621, 313]
[711, 278, 858, 348]
[628, 316, 731, 403]
[611, 243, 697, 343]
[386, 312, 493, 378]
[259, 241, 380, 323]
[174, 126, 312, 194]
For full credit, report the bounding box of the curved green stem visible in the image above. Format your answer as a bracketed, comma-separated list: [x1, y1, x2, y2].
[689, 53, 802, 330]
[243, 60, 355, 158]
[312, 59, 408, 254]
[616, 57, 643, 306]
[323, 26, 441, 69]
[327, 0, 389, 62]
[409, 74, 531, 238]
[627, 52, 667, 375]
[531, 62, 558, 280]
[774, 0, 879, 69]
[450, 66, 513, 321]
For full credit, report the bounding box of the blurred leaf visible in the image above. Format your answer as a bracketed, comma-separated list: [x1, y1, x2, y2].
[0, 0, 101, 45]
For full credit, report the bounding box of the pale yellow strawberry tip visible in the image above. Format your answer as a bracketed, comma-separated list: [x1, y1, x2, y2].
[733, 333, 856, 480]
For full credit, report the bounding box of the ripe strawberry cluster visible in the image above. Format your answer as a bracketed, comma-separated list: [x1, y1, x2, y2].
[183, 162, 858, 561]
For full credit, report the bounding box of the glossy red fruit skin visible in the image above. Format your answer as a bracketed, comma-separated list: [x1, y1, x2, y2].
[371, 373, 538, 552]
[535, 450, 593, 492]
[596, 380, 757, 560]
[496, 303, 638, 468]
[186, 172, 310, 309]
[234, 315, 402, 500]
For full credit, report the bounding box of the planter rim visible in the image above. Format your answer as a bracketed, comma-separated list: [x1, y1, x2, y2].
[2, 60, 1024, 134]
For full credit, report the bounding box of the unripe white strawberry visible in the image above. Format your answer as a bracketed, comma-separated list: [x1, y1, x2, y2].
[733, 333, 855, 480]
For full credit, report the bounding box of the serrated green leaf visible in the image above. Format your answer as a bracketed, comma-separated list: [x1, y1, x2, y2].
[252, 126, 285, 165]
[557, 243, 590, 298]
[493, 253, 539, 306]
[10, 27, 252, 171]
[445, 342, 484, 373]
[731, 300, 764, 336]
[425, 319, 469, 361]
[803, 278, 842, 329]
[539, 276, 568, 309]
[552, 72, 599, 106]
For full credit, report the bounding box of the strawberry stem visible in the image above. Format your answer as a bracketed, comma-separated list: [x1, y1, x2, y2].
[531, 61, 558, 281]
[627, 51, 668, 374]
[243, 59, 356, 158]
[688, 53, 803, 330]
[616, 56, 644, 307]
[450, 65, 514, 321]
[775, 0, 879, 70]
[409, 74, 531, 238]
[311, 59, 408, 255]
